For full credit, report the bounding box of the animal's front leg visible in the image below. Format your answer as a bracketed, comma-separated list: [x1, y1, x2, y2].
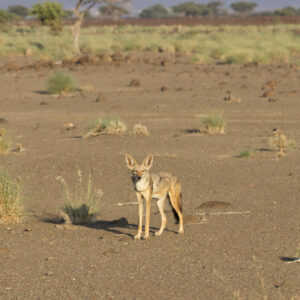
[135, 192, 143, 240]
[144, 190, 152, 239]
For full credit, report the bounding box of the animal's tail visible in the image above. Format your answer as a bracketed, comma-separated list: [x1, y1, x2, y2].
[169, 192, 182, 224]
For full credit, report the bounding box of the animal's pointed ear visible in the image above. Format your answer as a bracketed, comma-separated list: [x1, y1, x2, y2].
[142, 154, 153, 169]
[125, 154, 137, 170]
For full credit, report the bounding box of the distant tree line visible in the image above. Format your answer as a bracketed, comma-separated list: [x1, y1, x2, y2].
[1, 1, 300, 23]
[139, 2, 300, 19]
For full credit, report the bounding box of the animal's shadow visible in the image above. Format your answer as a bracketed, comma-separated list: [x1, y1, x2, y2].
[42, 215, 177, 238]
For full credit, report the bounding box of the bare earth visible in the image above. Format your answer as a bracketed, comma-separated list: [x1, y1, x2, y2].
[0, 58, 299, 299]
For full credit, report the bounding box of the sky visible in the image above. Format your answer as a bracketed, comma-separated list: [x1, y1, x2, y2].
[1, 0, 299, 15]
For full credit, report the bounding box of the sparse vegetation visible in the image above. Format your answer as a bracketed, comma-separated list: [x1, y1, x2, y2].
[0, 128, 10, 154]
[0, 169, 23, 224]
[199, 113, 225, 134]
[288, 140, 297, 149]
[238, 149, 253, 158]
[0, 24, 299, 64]
[85, 118, 127, 137]
[46, 72, 76, 94]
[56, 170, 103, 224]
[293, 243, 300, 258]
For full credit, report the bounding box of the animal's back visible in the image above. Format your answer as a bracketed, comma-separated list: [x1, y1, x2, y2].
[150, 172, 179, 197]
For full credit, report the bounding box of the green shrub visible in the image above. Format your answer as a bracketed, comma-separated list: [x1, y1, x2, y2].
[199, 113, 225, 134]
[238, 149, 253, 158]
[46, 72, 76, 94]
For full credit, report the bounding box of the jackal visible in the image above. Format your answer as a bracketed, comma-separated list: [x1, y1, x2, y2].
[125, 154, 184, 240]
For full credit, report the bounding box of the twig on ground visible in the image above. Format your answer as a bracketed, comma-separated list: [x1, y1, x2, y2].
[195, 211, 250, 216]
[117, 202, 139, 206]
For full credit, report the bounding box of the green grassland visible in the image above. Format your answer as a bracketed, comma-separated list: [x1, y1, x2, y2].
[1, 24, 300, 64]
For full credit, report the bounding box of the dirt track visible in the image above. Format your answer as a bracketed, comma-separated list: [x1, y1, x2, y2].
[0, 58, 299, 299]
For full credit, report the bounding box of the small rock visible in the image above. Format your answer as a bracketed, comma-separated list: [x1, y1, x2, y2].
[64, 123, 75, 130]
[25, 48, 32, 56]
[265, 81, 277, 89]
[262, 91, 275, 98]
[268, 98, 277, 103]
[224, 92, 241, 103]
[103, 249, 118, 256]
[129, 79, 140, 87]
[95, 94, 107, 102]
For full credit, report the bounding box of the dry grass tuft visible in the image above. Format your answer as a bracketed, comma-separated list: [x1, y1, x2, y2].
[132, 123, 150, 136]
[199, 113, 225, 134]
[0, 170, 23, 224]
[56, 170, 103, 224]
[269, 128, 296, 157]
[0, 128, 10, 154]
[84, 118, 127, 137]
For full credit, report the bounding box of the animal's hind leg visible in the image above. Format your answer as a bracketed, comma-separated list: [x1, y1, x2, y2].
[169, 182, 184, 235]
[155, 195, 167, 237]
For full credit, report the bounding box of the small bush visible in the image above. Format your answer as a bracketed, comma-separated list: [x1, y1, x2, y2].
[0, 128, 10, 154]
[288, 140, 297, 149]
[238, 149, 253, 158]
[85, 118, 127, 137]
[0, 170, 23, 224]
[46, 72, 76, 94]
[56, 170, 103, 224]
[199, 113, 225, 134]
[132, 123, 150, 136]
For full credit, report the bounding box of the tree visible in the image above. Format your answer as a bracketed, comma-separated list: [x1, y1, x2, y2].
[31, 1, 64, 32]
[99, 3, 129, 18]
[0, 9, 20, 24]
[172, 2, 207, 18]
[72, 1, 130, 54]
[139, 4, 169, 19]
[207, 1, 225, 16]
[274, 6, 297, 16]
[230, 2, 257, 15]
[63, 10, 74, 18]
[8, 5, 30, 18]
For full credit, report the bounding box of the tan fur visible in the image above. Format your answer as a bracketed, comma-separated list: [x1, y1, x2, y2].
[125, 154, 184, 239]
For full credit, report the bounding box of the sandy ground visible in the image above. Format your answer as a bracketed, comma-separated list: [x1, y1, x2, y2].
[0, 58, 300, 299]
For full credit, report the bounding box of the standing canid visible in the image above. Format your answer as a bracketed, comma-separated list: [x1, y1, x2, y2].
[125, 154, 184, 239]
